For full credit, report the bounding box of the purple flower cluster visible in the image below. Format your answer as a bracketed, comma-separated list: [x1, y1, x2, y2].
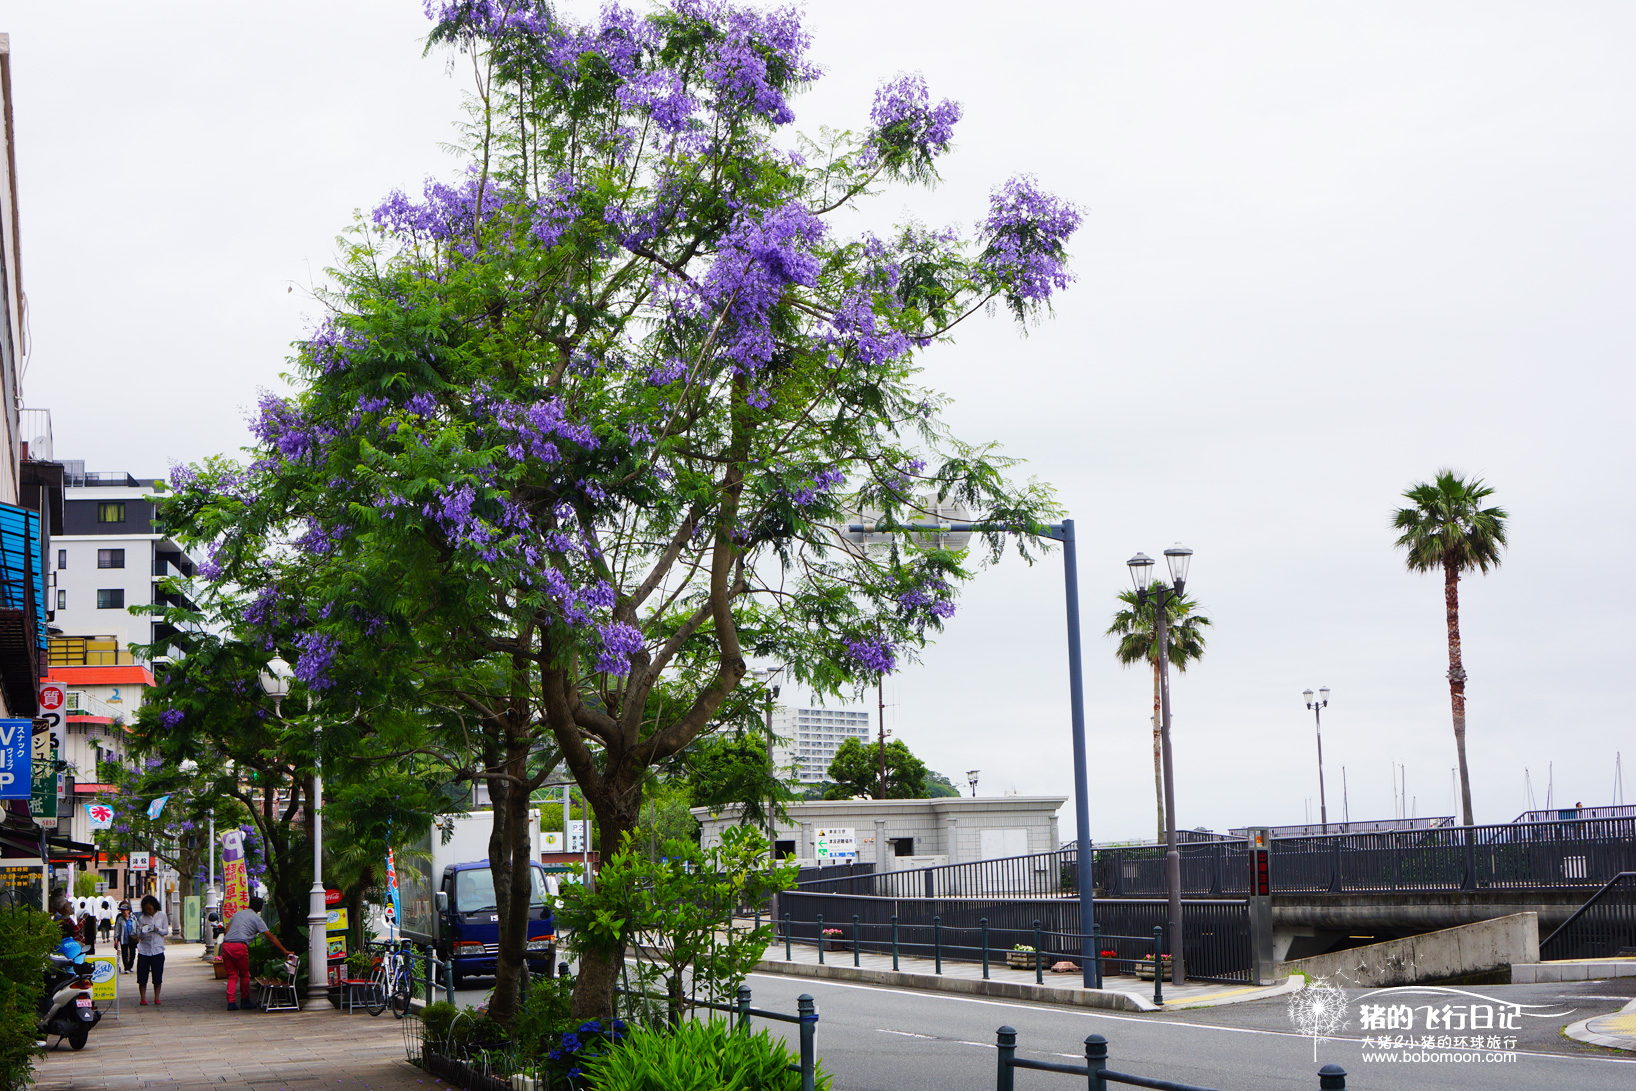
[979, 175, 1082, 312]
[594, 622, 644, 676]
[898, 579, 955, 620]
[252, 394, 332, 468]
[372, 174, 509, 253]
[292, 631, 340, 691]
[844, 636, 896, 675]
[868, 74, 961, 165]
[678, 0, 816, 126]
[692, 202, 825, 379]
[787, 466, 844, 508]
[160, 709, 184, 730]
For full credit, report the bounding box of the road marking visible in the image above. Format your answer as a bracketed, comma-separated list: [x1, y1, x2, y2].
[877, 1029, 937, 1039]
[749, 972, 1636, 1066]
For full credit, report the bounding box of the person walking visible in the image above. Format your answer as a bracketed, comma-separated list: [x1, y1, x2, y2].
[219, 895, 292, 1011]
[134, 894, 168, 1006]
[114, 902, 138, 974]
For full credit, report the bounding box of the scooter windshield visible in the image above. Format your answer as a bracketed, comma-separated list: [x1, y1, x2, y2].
[55, 938, 85, 964]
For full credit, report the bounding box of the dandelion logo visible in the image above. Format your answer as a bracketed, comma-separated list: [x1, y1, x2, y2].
[1287, 978, 1349, 1061]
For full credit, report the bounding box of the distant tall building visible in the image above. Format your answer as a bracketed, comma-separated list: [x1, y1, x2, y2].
[770, 706, 872, 784]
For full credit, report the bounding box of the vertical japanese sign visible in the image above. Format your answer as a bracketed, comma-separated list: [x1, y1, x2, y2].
[221, 830, 249, 922]
[29, 727, 57, 825]
[0, 719, 30, 799]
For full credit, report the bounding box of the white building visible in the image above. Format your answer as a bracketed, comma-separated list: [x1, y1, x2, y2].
[50, 464, 198, 663]
[770, 705, 872, 784]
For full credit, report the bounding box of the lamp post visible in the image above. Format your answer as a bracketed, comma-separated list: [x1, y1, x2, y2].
[1303, 687, 1331, 833]
[1126, 544, 1193, 988]
[760, 667, 783, 835]
[847, 517, 1097, 988]
[966, 770, 980, 798]
[259, 656, 328, 1011]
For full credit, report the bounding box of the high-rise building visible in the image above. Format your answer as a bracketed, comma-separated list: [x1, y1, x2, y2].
[770, 706, 873, 784]
[50, 464, 198, 664]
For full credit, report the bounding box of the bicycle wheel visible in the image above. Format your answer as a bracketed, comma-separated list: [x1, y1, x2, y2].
[362, 973, 388, 1016]
[390, 965, 413, 1018]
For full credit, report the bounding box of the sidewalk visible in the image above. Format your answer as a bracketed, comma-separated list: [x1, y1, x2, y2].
[1565, 995, 1636, 1053]
[34, 943, 441, 1091]
[756, 942, 1300, 1012]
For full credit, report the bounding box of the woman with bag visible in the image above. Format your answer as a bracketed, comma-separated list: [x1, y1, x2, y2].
[134, 894, 168, 1005]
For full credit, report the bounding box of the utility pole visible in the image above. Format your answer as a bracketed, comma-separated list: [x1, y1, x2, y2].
[877, 680, 888, 799]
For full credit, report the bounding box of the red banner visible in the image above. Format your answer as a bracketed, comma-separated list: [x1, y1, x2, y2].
[221, 830, 249, 921]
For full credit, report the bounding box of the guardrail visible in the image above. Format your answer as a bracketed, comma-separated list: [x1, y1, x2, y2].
[1540, 871, 1636, 961]
[995, 1029, 1348, 1090]
[615, 985, 819, 1091]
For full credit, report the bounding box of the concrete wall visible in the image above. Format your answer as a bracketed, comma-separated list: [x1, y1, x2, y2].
[1277, 911, 1540, 988]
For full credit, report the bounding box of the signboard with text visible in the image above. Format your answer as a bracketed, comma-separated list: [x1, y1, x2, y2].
[0, 719, 29, 800]
[29, 726, 57, 823]
[814, 828, 856, 861]
[220, 831, 249, 922]
[128, 852, 151, 871]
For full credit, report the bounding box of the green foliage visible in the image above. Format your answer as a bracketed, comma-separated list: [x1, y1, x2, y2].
[72, 874, 97, 898]
[825, 737, 927, 800]
[0, 907, 61, 1090]
[1105, 584, 1211, 674]
[556, 827, 795, 1027]
[924, 770, 961, 798]
[1392, 471, 1508, 576]
[687, 734, 791, 830]
[512, 974, 577, 1061]
[584, 1019, 829, 1091]
[630, 780, 700, 861]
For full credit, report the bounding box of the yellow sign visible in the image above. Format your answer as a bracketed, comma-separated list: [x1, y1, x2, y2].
[88, 955, 117, 1002]
[325, 908, 348, 932]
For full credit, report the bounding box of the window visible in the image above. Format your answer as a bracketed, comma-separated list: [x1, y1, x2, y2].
[56, 590, 65, 610]
[97, 503, 125, 524]
[97, 549, 125, 569]
[57, 549, 67, 568]
[96, 589, 125, 609]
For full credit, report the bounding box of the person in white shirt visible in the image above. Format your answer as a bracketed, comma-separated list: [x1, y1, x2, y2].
[134, 895, 169, 1006]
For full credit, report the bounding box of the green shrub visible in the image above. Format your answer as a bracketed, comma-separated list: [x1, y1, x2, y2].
[0, 906, 62, 1090]
[583, 1019, 828, 1091]
[419, 1000, 508, 1058]
[514, 974, 576, 1060]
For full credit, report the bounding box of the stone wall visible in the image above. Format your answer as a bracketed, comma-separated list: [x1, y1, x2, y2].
[1277, 911, 1540, 988]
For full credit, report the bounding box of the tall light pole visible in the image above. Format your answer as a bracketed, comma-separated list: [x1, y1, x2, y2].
[759, 666, 782, 834]
[259, 656, 328, 1011]
[966, 770, 980, 798]
[847, 517, 1097, 988]
[1126, 544, 1193, 988]
[1303, 687, 1331, 833]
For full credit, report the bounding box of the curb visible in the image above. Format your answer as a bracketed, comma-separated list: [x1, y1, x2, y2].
[1563, 997, 1636, 1053]
[753, 959, 1161, 1012]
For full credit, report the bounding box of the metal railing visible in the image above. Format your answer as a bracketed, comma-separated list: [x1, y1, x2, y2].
[798, 848, 1076, 899]
[995, 1028, 1348, 1090]
[615, 985, 819, 1091]
[361, 939, 456, 1006]
[778, 892, 1252, 985]
[1540, 872, 1636, 961]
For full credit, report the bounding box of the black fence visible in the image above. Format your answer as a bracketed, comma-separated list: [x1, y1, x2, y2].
[995, 1029, 1349, 1091]
[778, 890, 1252, 984]
[798, 848, 1077, 899]
[1540, 871, 1636, 961]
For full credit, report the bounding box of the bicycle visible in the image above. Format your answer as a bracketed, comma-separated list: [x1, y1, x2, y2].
[380, 940, 418, 1018]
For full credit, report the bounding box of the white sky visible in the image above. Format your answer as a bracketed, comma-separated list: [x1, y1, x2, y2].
[5, 2, 1633, 838]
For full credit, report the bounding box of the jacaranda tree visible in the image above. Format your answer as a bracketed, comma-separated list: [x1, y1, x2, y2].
[162, 0, 1078, 1020]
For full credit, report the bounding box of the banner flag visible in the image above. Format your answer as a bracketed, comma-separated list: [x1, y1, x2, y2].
[84, 803, 114, 830]
[221, 830, 249, 922]
[146, 795, 170, 821]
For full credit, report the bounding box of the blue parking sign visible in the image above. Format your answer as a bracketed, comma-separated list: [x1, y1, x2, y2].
[0, 719, 31, 800]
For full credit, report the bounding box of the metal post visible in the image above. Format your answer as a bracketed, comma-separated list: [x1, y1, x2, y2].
[204, 808, 217, 956]
[442, 955, 454, 1004]
[797, 995, 817, 1091]
[1085, 1035, 1108, 1090]
[305, 723, 330, 1010]
[1313, 702, 1329, 833]
[784, 913, 792, 961]
[1318, 1063, 1348, 1090]
[736, 984, 751, 1033]
[996, 1026, 1017, 1091]
[981, 918, 990, 979]
[934, 916, 942, 974]
[1462, 825, 1478, 892]
[1090, 923, 1102, 989]
[422, 944, 433, 1001]
[1155, 590, 1185, 986]
[852, 915, 860, 967]
[817, 913, 824, 965]
[1152, 926, 1164, 1006]
[891, 915, 899, 971]
[1056, 519, 1099, 989]
[1034, 921, 1043, 984]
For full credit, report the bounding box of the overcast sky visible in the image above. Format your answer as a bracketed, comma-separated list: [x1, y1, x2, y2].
[6, 2, 1633, 839]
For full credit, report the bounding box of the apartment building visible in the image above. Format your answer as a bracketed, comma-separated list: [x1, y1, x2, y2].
[770, 705, 873, 784]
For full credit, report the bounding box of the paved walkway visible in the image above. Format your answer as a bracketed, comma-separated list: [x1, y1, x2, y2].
[34, 944, 442, 1091]
[757, 942, 1299, 1012]
[1566, 995, 1636, 1052]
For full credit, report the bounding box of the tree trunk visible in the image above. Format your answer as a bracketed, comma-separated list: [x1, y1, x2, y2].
[1444, 561, 1475, 826]
[485, 733, 536, 1024]
[569, 783, 639, 1020]
[1151, 660, 1165, 843]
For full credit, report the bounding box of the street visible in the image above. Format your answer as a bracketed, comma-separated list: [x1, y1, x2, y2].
[455, 970, 1636, 1091]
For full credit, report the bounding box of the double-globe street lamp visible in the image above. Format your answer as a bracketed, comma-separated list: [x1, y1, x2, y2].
[258, 656, 330, 1010]
[1126, 545, 1193, 988]
[1303, 687, 1331, 833]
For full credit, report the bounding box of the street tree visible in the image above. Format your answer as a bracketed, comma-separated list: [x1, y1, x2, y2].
[162, 0, 1077, 1020]
[1392, 470, 1508, 826]
[1106, 582, 1211, 842]
[826, 736, 928, 799]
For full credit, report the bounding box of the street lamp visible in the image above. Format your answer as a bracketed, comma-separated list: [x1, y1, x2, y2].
[1127, 543, 1193, 988]
[759, 666, 783, 835]
[258, 656, 328, 1011]
[1303, 687, 1331, 833]
[966, 770, 980, 798]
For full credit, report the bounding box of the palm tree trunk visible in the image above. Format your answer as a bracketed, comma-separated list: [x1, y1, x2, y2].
[1444, 560, 1475, 825]
[1151, 660, 1165, 843]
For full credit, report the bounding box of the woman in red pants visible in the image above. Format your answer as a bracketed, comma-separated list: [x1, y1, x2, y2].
[219, 896, 294, 1010]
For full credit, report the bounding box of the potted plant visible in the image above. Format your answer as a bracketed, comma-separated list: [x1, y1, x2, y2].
[821, 927, 847, 952]
[1006, 944, 1037, 970]
[1135, 953, 1172, 980]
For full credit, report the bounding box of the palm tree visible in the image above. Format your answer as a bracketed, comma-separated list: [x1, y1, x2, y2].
[1393, 470, 1508, 827]
[1107, 584, 1211, 842]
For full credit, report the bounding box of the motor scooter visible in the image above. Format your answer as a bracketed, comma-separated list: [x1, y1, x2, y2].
[38, 938, 101, 1051]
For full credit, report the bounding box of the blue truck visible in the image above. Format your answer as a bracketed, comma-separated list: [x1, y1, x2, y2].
[398, 811, 559, 986]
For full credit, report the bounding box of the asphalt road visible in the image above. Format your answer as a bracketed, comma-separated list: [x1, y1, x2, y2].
[455, 972, 1636, 1090]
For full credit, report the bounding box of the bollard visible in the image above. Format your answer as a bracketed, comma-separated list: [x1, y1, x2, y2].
[1085, 1035, 1108, 1089]
[797, 994, 817, 1091]
[1152, 926, 1164, 1006]
[736, 984, 751, 1033]
[934, 916, 942, 975]
[1318, 1064, 1348, 1090]
[817, 913, 825, 965]
[442, 955, 455, 1004]
[558, 961, 570, 979]
[784, 913, 792, 961]
[1091, 923, 1103, 990]
[995, 1026, 1017, 1091]
[891, 915, 899, 971]
[1034, 921, 1043, 985]
[423, 944, 434, 1002]
[981, 918, 990, 980]
[853, 915, 860, 968]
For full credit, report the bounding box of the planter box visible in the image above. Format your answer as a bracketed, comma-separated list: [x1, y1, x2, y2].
[822, 940, 849, 952]
[1134, 960, 1172, 981]
[1006, 952, 1038, 970]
